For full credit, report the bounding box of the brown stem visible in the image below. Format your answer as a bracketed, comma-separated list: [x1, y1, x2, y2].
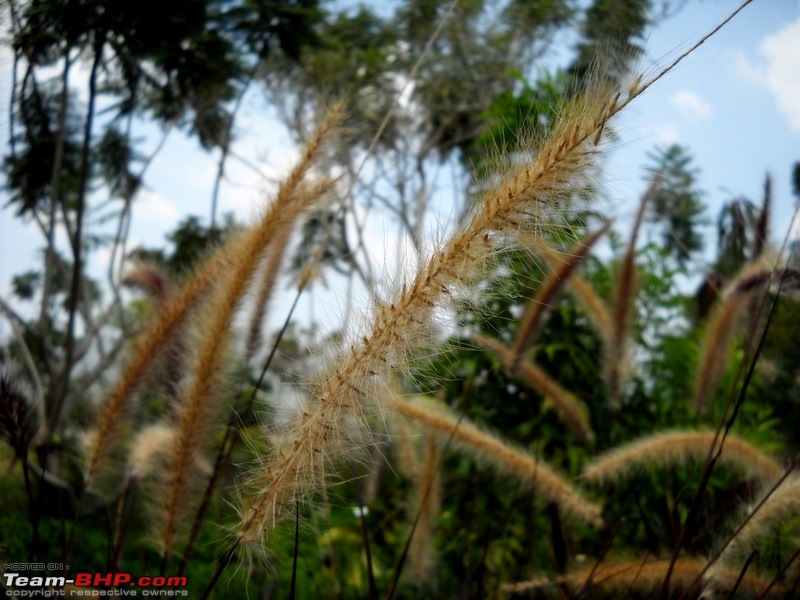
[51, 29, 107, 437]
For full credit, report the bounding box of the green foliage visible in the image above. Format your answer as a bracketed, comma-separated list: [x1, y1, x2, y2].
[128, 214, 238, 276]
[570, 0, 652, 88]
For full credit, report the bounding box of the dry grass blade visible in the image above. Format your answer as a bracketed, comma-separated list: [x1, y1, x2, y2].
[408, 434, 442, 586]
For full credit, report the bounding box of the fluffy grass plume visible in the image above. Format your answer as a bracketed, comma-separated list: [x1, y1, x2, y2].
[583, 430, 783, 484]
[236, 76, 632, 544]
[502, 556, 777, 597]
[691, 253, 779, 414]
[84, 250, 225, 490]
[510, 221, 611, 375]
[604, 183, 651, 404]
[714, 475, 800, 566]
[233, 51, 724, 555]
[153, 105, 343, 558]
[474, 332, 592, 441]
[394, 396, 601, 524]
[568, 274, 614, 345]
[121, 264, 169, 305]
[127, 423, 176, 481]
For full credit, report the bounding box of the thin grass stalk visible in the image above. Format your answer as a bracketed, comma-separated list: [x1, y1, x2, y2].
[509, 221, 611, 375]
[575, 518, 624, 597]
[726, 550, 758, 600]
[353, 462, 378, 600]
[757, 544, 800, 600]
[155, 106, 342, 558]
[619, 551, 652, 600]
[387, 407, 465, 600]
[408, 435, 441, 586]
[288, 504, 300, 600]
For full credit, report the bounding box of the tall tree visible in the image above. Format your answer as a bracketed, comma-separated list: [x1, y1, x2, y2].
[646, 144, 706, 267]
[2, 0, 322, 449]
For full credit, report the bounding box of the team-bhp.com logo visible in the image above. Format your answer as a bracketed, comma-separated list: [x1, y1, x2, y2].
[3, 571, 188, 597]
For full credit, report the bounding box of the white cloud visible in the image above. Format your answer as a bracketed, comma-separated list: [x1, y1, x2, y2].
[670, 90, 713, 120]
[643, 124, 681, 147]
[760, 17, 800, 132]
[135, 189, 180, 223]
[730, 47, 767, 87]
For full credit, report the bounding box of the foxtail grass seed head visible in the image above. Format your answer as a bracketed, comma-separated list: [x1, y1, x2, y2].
[716, 475, 800, 565]
[474, 333, 592, 441]
[503, 556, 775, 597]
[568, 274, 614, 345]
[0, 371, 38, 458]
[691, 252, 782, 414]
[153, 106, 344, 558]
[127, 423, 176, 481]
[232, 62, 725, 554]
[510, 221, 611, 374]
[122, 264, 170, 305]
[394, 396, 601, 525]
[234, 80, 626, 552]
[583, 430, 783, 484]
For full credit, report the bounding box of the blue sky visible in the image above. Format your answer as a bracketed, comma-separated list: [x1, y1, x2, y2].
[605, 1, 800, 249]
[1, 1, 799, 335]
